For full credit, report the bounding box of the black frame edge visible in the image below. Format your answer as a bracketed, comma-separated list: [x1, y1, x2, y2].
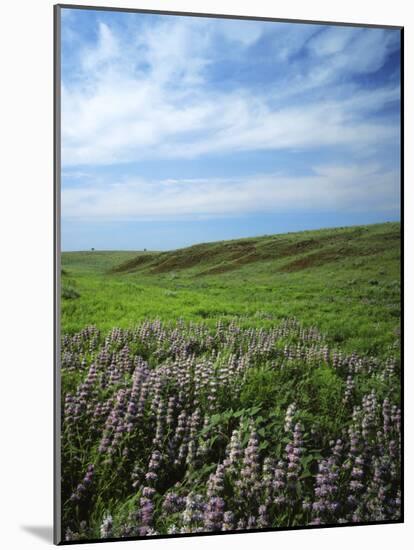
[56, 3, 403, 30]
[400, 26, 404, 525]
[54, 3, 62, 546]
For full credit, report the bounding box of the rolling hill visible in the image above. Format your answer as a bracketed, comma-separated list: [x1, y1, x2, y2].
[61, 222, 401, 356]
[111, 222, 400, 278]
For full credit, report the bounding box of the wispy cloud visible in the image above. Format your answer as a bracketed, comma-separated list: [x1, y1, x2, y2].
[62, 162, 399, 221]
[60, 9, 400, 249]
[81, 22, 119, 71]
[61, 15, 400, 167]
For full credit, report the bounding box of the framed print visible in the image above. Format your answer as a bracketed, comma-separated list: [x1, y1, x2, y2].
[54, 4, 403, 544]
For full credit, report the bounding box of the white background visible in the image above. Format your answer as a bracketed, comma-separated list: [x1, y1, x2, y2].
[0, 0, 411, 548]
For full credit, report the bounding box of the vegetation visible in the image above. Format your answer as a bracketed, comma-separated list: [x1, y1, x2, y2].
[62, 222, 401, 357]
[60, 222, 401, 541]
[61, 320, 401, 540]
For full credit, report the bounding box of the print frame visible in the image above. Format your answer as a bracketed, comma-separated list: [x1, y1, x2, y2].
[54, 3, 404, 545]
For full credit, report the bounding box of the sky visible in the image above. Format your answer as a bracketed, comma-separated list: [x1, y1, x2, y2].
[60, 8, 401, 251]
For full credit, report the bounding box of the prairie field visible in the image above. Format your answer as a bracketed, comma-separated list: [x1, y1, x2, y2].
[60, 222, 402, 541]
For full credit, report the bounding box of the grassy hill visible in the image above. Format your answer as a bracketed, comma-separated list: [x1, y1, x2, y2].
[61, 250, 144, 273]
[61, 222, 401, 356]
[111, 222, 400, 277]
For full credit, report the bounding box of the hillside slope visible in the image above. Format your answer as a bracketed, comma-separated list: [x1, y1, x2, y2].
[61, 222, 401, 356]
[112, 222, 400, 278]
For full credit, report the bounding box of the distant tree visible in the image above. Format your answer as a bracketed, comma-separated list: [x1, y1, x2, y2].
[144, 248, 147, 252]
[91, 247, 95, 251]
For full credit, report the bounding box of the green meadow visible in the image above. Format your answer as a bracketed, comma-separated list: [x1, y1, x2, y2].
[61, 222, 400, 357]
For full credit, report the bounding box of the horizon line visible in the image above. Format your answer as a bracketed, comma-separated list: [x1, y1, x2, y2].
[61, 219, 400, 253]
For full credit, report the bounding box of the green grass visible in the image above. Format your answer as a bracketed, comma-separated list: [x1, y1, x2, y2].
[60, 223, 401, 538]
[61, 222, 400, 357]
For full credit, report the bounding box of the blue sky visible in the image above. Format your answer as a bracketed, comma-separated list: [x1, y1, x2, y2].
[60, 8, 401, 251]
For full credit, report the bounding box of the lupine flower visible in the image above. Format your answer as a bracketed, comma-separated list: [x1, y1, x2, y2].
[60, 320, 401, 538]
[100, 514, 113, 539]
[284, 403, 297, 432]
[203, 496, 225, 531]
[222, 511, 235, 531]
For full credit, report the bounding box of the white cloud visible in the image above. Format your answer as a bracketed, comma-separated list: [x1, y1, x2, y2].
[62, 163, 399, 221]
[214, 18, 266, 46]
[270, 24, 321, 61]
[307, 27, 358, 56]
[60, 16, 400, 238]
[82, 22, 119, 71]
[61, 18, 400, 167]
[62, 80, 399, 165]
[134, 17, 213, 87]
[61, 170, 94, 179]
[307, 27, 400, 81]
